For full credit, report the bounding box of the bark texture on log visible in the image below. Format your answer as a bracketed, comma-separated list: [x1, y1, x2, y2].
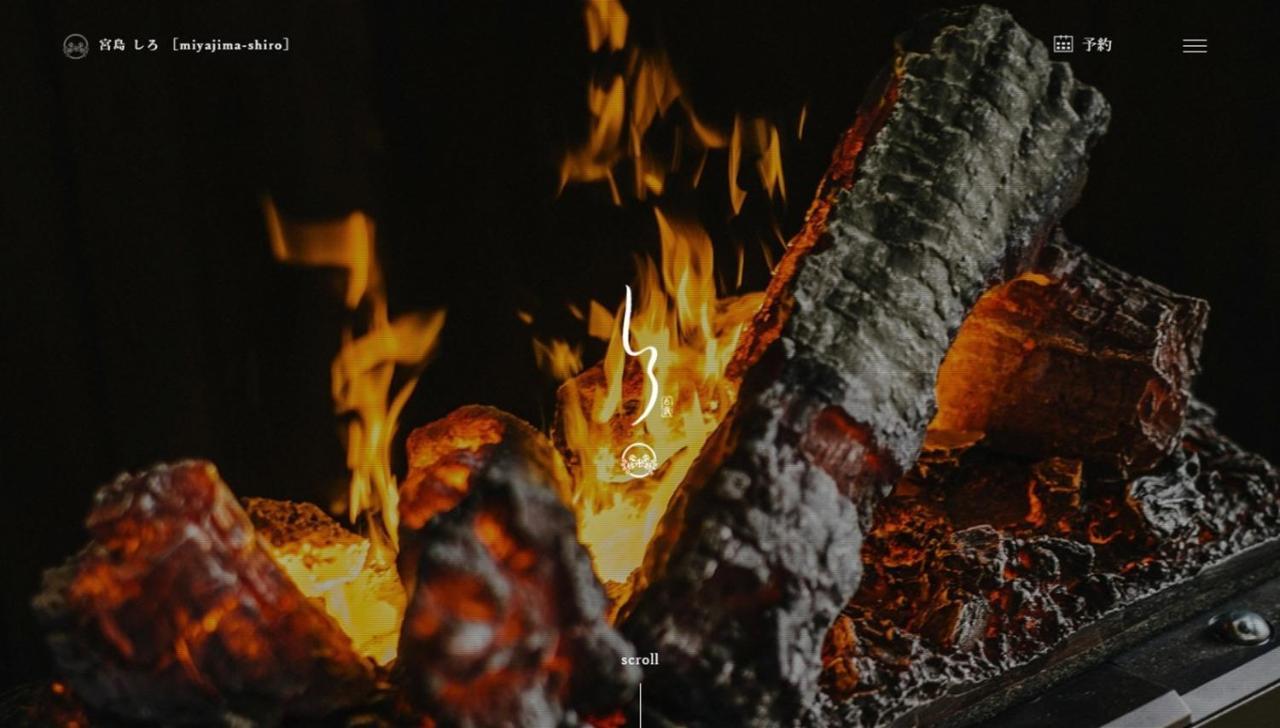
[622, 7, 1110, 725]
[31, 461, 374, 726]
[397, 407, 639, 727]
[931, 234, 1208, 475]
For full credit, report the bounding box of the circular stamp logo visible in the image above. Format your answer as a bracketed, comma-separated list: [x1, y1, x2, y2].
[63, 34, 89, 60]
[620, 442, 658, 479]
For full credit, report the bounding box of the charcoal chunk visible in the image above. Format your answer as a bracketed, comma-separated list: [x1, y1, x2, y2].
[397, 407, 639, 727]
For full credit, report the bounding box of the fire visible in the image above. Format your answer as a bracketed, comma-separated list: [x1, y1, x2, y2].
[331, 302, 444, 550]
[552, 209, 762, 587]
[551, 1, 801, 595]
[584, 0, 628, 53]
[532, 337, 584, 381]
[560, 0, 786, 210]
[266, 540, 404, 665]
[263, 199, 445, 663]
[729, 115, 787, 214]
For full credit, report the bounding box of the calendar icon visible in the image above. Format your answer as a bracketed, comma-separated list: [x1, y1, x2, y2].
[1052, 35, 1074, 53]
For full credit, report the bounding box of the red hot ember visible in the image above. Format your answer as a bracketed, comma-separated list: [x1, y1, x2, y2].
[32, 461, 374, 726]
[396, 406, 639, 726]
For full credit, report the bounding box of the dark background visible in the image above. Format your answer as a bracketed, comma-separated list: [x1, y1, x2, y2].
[1, 0, 1276, 688]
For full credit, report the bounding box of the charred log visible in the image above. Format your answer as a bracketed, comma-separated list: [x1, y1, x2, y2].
[621, 6, 1110, 725]
[397, 406, 639, 727]
[31, 461, 374, 726]
[398, 405, 574, 586]
[931, 235, 1208, 475]
[817, 403, 1280, 727]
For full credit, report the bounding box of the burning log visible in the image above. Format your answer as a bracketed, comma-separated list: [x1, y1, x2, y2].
[398, 405, 573, 583]
[245, 497, 406, 666]
[621, 6, 1110, 725]
[397, 406, 639, 726]
[931, 234, 1209, 475]
[32, 461, 374, 726]
[548, 209, 764, 594]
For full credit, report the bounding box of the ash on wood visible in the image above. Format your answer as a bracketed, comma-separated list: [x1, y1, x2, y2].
[397, 407, 639, 727]
[31, 461, 374, 726]
[818, 402, 1280, 727]
[812, 233, 1271, 728]
[932, 234, 1209, 476]
[621, 6, 1109, 725]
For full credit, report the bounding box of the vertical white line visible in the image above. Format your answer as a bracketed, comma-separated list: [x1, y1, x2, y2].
[621, 285, 660, 425]
[639, 682, 643, 728]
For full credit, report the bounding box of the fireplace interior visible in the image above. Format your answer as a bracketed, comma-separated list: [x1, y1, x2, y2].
[3, 2, 1279, 727]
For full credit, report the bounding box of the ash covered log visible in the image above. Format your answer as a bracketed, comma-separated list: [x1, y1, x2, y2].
[818, 402, 1280, 727]
[397, 406, 639, 726]
[32, 461, 374, 726]
[621, 6, 1110, 725]
[931, 234, 1208, 475]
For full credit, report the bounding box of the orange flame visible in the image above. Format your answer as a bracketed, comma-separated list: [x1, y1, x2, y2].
[265, 199, 444, 548]
[554, 209, 762, 586]
[584, 0, 628, 53]
[560, 0, 786, 212]
[263, 199, 444, 662]
[551, 3, 797, 594]
[332, 304, 445, 550]
[532, 337, 584, 382]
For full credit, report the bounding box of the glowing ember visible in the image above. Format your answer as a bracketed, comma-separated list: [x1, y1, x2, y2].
[394, 408, 638, 723]
[32, 462, 374, 723]
[551, 209, 762, 588]
[399, 405, 511, 532]
[246, 499, 405, 665]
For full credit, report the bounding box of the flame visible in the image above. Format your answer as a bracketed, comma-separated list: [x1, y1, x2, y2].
[263, 198, 444, 662]
[552, 2, 796, 595]
[729, 116, 787, 215]
[333, 304, 445, 550]
[555, 209, 762, 587]
[560, 0, 786, 211]
[584, 0, 628, 52]
[532, 338, 584, 382]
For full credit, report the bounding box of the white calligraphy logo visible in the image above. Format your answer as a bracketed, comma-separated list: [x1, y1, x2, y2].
[622, 284, 660, 425]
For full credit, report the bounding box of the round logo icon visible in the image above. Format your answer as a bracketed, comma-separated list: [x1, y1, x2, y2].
[63, 34, 89, 60]
[620, 442, 658, 479]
